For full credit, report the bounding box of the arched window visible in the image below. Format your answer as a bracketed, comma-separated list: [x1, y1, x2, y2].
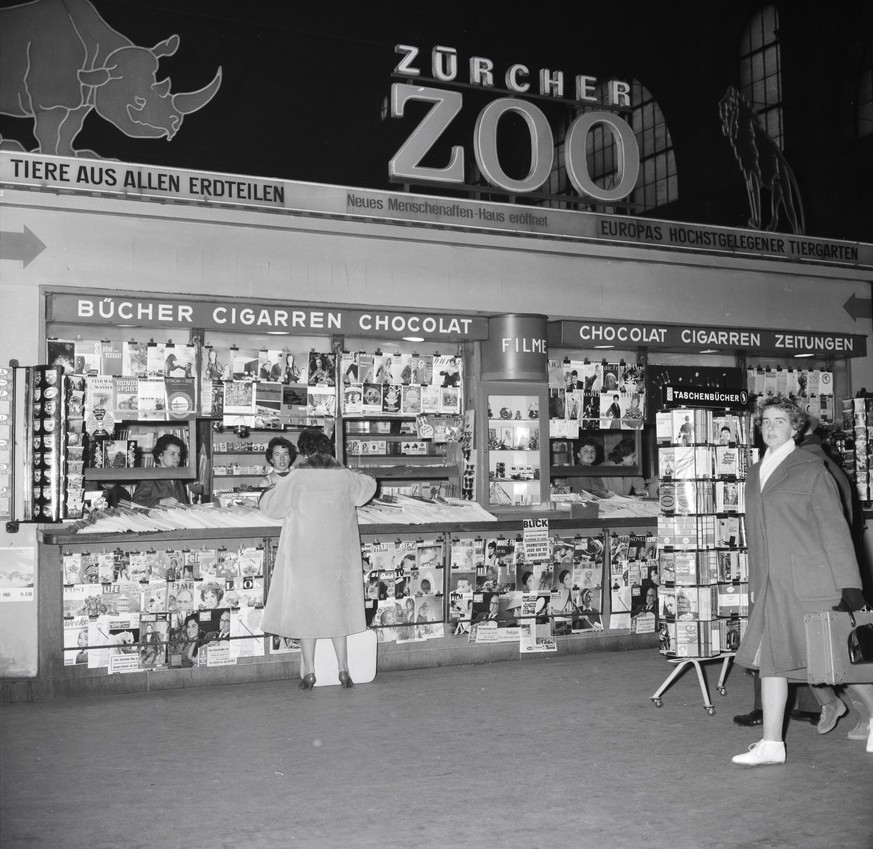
[545, 79, 677, 213]
[858, 29, 873, 138]
[739, 5, 783, 147]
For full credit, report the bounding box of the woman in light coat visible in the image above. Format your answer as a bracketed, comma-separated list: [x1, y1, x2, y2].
[733, 397, 873, 765]
[260, 431, 376, 691]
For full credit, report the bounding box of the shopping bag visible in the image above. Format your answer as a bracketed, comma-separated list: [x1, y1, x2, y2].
[804, 610, 873, 685]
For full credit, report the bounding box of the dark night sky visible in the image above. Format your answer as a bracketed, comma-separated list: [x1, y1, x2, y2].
[0, 0, 735, 183]
[2, 0, 871, 238]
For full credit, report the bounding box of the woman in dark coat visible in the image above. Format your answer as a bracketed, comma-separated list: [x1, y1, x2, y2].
[732, 397, 873, 765]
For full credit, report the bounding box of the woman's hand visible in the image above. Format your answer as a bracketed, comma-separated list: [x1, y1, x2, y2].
[158, 497, 180, 508]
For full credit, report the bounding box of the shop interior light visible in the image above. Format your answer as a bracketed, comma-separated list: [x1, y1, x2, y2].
[403, 336, 425, 342]
[266, 331, 290, 335]
[593, 344, 614, 349]
[699, 349, 719, 354]
[794, 352, 815, 358]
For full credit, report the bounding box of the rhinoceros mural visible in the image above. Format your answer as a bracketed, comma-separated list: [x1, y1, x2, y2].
[0, 0, 222, 156]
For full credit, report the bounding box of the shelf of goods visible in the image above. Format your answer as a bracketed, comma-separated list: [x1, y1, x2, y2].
[35, 512, 657, 698]
[650, 406, 756, 714]
[82, 420, 197, 482]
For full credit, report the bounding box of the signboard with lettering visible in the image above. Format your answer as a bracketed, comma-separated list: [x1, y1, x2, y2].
[4, 152, 872, 270]
[47, 293, 489, 341]
[661, 386, 750, 410]
[548, 320, 868, 359]
[481, 315, 548, 381]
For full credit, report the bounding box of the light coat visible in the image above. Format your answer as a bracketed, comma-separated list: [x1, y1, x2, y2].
[736, 448, 862, 676]
[260, 468, 376, 639]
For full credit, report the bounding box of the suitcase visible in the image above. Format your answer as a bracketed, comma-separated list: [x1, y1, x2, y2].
[804, 610, 873, 685]
[299, 629, 378, 687]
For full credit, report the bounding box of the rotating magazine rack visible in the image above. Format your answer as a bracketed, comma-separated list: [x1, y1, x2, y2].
[649, 398, 754, 715]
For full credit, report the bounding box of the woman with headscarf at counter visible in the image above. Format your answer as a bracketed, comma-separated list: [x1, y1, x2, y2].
[259, 429, 376, 691]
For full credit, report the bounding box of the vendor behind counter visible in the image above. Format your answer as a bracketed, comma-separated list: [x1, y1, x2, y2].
[131, 434, 196, 508]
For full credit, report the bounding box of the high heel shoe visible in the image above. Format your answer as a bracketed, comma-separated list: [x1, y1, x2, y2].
[338, 671, 355, 689]
[299, 673, 316, 692]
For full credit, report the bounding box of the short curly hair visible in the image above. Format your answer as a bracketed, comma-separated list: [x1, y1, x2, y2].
[296, 428, 334, 457]
[754, 396, 806, 433]
[265, 436, 297, 466]
[152, 433, 187, 465]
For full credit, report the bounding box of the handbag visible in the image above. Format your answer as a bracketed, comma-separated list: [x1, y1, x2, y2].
[848, 610, 873, 665]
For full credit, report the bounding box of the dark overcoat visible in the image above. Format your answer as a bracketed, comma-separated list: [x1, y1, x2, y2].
[735, 447, 862, 677]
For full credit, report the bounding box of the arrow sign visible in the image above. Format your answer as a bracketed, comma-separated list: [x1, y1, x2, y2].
[844, 293, 873, 322]
[0, 225, 46, 267]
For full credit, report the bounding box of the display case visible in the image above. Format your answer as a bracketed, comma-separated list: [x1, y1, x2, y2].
[341, 417, 463, 497]
[480, 382, 549, 509]
[210, 426, 311, 497]
[82, 420, 197, 483]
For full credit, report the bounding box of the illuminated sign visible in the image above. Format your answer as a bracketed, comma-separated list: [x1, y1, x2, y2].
[389, 44, 639, 200]
[548, 320, 868, 358]
[48, 294, 489, 341]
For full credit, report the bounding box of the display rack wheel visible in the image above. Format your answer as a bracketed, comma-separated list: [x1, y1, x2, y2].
[706, 707, 716, 716]
[651, 698, 663, 708]
[717, 687, 727, 696]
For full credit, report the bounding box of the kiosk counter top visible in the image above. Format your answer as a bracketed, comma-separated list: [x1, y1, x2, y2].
[38, 497, 660, 545]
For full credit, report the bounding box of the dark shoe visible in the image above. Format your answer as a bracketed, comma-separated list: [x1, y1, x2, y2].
[338, 671, 355, 689]
[817, 700, 847, 734]
[299, 673, 316, 692]
[733, 708, 763, 727]
[789, 709, 820, 726]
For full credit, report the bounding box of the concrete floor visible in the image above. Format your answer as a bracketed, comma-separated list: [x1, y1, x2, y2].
[2, 649, 871, 849]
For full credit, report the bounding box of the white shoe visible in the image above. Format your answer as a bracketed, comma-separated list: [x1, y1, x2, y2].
[732, 739, 786, 766]
[848, 719, 870, 741]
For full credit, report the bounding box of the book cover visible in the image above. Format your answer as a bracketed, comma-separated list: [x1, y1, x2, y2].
[223, 379, 255, 416]
[114, 376, 139, 417]
[138, 612, 169, 669]
[146, 342, 168, 377]
[202, 346, 231, 381]
[74, 339, 102, 375]
[672, 446, 696, 479]
[256, 349, 285, 382]
[137, 378, 167, 421]
[165, 377, 196, 419]
[420, 385, 440, 414]
[715, 480, 741, 513]
[122, 341, 149, 378]
[439, 385, 460, 415]
[307, 387, 336, 416]
[307, 352, 335, 387]
[411, 355, 433, 386]
[227, 346, 258, 380]
[163, 344, 196, 378]
[47, 339, 77, 375]
[673, 480, 696, 514]
[433, 355, 462, 388]
[99, 340, 123, 376]
[714, 445, 739, 476]
[401, 384, 422, 415]
[672, 410, 696, 445]
[361, 382, 382, 414]
[673, 551, 698, 585]
[339, 351, 359, 385]
[381, 384, 402, 414]
[357, 353, 376, 384]
[64, 615, 91, 666]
